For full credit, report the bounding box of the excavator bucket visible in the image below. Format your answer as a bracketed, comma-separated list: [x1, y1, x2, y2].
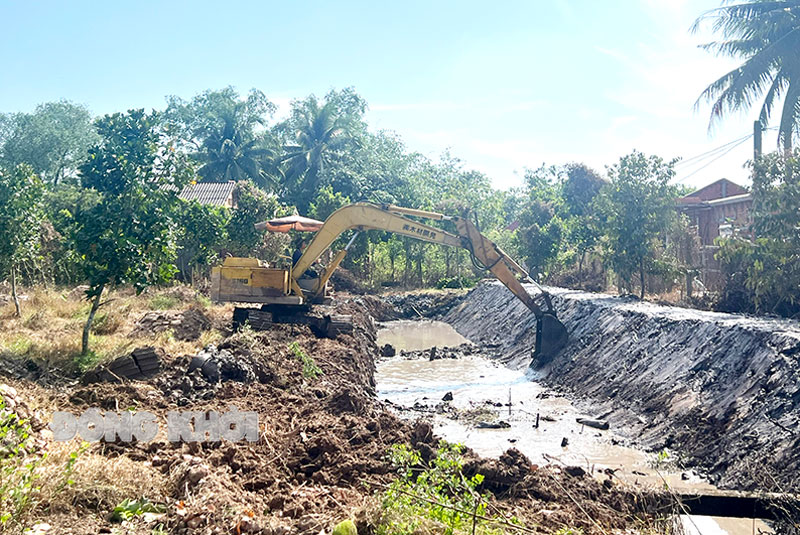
[533, 312, 569, 364]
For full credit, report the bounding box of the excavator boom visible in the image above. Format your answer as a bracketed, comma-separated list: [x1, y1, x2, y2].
[212, 202, 569, 361]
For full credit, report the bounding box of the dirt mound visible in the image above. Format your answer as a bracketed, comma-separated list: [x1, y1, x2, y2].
[130, 307, 211, 341]
[329, 267, 368, 295]
[4, 292, 668, 534]
[385, 290, 466, 319]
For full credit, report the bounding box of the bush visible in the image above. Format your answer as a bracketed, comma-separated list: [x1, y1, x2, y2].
[376, 442, 517, 535]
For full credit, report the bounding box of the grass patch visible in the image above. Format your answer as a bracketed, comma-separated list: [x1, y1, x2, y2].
[148, 295, 180, 311]
[289, 341, 322, 379]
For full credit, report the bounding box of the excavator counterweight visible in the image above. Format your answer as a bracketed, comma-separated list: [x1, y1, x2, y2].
[211, 202, 569, 361]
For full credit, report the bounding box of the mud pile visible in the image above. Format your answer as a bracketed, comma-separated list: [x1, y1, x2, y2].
[130, 307, 212, 341]
[3, 293, 672, 534]
[445, 281, 800, 490]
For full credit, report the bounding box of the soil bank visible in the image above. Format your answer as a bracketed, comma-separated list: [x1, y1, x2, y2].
[444, 281, 800, 491]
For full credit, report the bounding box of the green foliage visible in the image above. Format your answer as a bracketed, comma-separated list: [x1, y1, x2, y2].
[75, 109, 192, 295]
[595, 151, 678, 297]
[74, 109, 193, 353]
[0, 398, 41, 526]
[716, 151, 800, 317]
[289, 341, 322, 379]
[165, 87, 278, 188]
[0, 100, 98, 185]
[378, 442, 512, 535]
[309, 185, 350, 221]
[332, 519, 358, 535]
[0, 165, 44, 273]
[149, 295, 181, 311]
[174, 199, 230, 280]
[226, 181, 288, 258]
[693, 2, 800, 150]
[279, 88, 367, 212]
[110, 498, 165, 522]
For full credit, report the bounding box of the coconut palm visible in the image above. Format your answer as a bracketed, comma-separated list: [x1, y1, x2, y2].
[280, 98, 358, 210]
[193, 111, 274, 187]
[693, 1, 800, 151]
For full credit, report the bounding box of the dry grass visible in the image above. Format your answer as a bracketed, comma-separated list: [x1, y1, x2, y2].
[0, 285, 231, 374]
[38, 440, 167, 515]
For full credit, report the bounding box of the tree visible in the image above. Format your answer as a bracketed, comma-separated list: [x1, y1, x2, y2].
[278, 88, 366, 212]
[225, 181, 288, 259]
[74, 110, 192, 355]
[165, 87, 277, 187]
[596, 151, 678, 298]
[0, 101, 98, 185]
[717, 150, 800, 316]
[562, 163, 607, 282]
[693, 1, 800, 151]
[0, 165, 44, 316]
[174, 201, 230, 282]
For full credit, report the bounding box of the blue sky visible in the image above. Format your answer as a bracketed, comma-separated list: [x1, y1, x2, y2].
[0, 0, 777, 189]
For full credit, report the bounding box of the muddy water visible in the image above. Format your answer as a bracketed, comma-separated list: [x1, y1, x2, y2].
[376, 320, 773, 535]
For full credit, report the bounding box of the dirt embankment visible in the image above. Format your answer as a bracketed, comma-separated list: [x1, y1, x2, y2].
[2, 292, 668, 534]
[445, 281, 800, 491]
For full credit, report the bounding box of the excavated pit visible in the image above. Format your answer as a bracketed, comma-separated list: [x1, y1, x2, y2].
[444, 281, 800, 492]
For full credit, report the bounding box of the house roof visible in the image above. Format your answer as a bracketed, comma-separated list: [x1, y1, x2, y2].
[178, 182, 236, 206]
[679, 178, 748, 204]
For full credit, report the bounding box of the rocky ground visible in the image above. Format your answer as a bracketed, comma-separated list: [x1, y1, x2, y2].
[0, 289, 671, 535]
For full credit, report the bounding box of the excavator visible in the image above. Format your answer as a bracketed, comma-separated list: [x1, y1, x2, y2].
[210, 202, 569, 361]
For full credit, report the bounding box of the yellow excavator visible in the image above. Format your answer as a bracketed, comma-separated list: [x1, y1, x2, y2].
[211, 202, 569, 361]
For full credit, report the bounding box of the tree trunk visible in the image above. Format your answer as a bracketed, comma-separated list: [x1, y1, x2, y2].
[82, 284, 105, 356]
[578, 252, 585, 289]
[10, 264, 21, 318]
[639, 258, 646, 299]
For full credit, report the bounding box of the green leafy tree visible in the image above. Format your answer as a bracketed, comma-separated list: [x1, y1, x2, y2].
[717, 150, 800, 316]
[562, 163, 607, 282]
[278, 88, 366, 212]
[74, 110, 192, 355]
[693, 1, 800, 151]
[0, 165, 44, 316]
[165, 87, 277, 187]
[0, 101, 98, 185]
[596, 151, 679, 298]
[174, 201, 230, 281]
[225, 181, 288, 259]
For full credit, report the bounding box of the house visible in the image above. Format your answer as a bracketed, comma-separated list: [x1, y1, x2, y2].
[178, 181, 238, 209]
[677, 178, 752, 291]
[678, 178, 751, 246]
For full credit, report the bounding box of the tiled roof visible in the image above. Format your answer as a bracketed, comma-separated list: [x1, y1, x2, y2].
[178, 182, 236, 206]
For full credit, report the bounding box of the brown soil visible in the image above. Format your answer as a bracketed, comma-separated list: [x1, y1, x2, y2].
[2, 294, 667, 534]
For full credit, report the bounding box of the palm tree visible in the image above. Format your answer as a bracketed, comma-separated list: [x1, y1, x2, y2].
[280, 98, 358, 210]
[693, 1, 800, 151]
[193, 111, 275, 188]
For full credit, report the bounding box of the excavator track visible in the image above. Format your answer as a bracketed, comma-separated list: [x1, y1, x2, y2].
[233, 306, 353, 339]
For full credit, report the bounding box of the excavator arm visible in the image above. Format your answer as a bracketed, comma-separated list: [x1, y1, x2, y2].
[292, 202, 569, 360]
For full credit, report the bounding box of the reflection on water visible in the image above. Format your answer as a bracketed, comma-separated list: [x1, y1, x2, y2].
[376, 319, 469, 352]
[376, 320, 773, 535]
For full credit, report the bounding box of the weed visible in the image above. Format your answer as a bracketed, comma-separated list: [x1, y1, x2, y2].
[110, 497, 165, 522]
[92, 309, 125, 335]
[0, 398, 42, 527]
[289, 341, 322, 379]
[73, 350, 101, 373]
[554, 529, 584, 535]
[194, 294, 212, 308]
[377, 442, 515, 535]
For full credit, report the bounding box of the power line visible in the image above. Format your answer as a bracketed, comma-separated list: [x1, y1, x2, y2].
[675, 135, 753, 183]
[674, 132, 752, 168]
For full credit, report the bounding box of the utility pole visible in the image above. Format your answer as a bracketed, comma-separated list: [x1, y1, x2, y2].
[754, 120, 763, 160]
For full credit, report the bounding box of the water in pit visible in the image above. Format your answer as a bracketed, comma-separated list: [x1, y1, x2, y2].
[376, 320, 773, 535]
